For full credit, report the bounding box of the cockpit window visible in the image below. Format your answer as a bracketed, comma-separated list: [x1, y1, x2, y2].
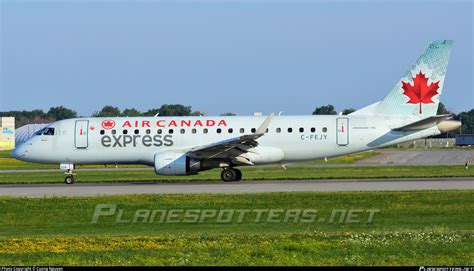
[43, 128, 55, 136]
[35, 128, 47, 136]
[35, 127, 55, 136]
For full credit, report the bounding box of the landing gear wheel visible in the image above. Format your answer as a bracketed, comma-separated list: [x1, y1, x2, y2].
[234, 168, 242, 181]
[221, 168, 239, 182]
[64, 175, 75, 185]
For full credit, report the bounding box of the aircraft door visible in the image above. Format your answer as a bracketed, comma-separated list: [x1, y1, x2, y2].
[336, 118, 349, 146]
[75, 120, 89, 149]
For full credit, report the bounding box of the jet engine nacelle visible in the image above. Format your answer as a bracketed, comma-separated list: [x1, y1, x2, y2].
[154, 151, 222, 176]
[154, 151, 191, 176]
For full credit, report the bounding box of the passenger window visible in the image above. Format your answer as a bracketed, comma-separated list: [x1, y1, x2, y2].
[134, 129, 139, 135]
[43, 128, 55, 136]
[217, 128, 222, 134]
[157, 129, 162, 134]
[169, 129, 174, 134]
[146, 129, 151, 135]
[112, 130, 116, 135]
[288, 128, 293, 133]
[251, 128, 256, 133]
[228, 128, 233, 134]
[299, 128, 304, 133]
[322, 127, 327, 133]
[276, 128, 281, 133]
[311, 127, 316, 133]
[123, 130, 128, 135]
[180, 129, 185, 134]
[192, 128, 197, 134]
[240, 128, 245, 133]
[203, 128, 208, 134]
[100, 130, 105, 135]
[266, 128, 269, 133]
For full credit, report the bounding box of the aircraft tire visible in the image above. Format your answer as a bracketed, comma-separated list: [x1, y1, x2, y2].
[234, 168, 242, 181]
[64, 175, 75, 185]
[221, 168, 238, 182]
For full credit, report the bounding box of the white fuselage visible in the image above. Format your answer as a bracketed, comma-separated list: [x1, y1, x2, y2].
[13, 115, 442, 167]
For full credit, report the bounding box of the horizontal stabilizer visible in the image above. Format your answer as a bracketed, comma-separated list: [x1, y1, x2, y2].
[392, 114, 452, 131]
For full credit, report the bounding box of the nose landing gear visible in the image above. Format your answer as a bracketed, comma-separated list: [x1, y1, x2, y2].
[64, 173, 75, 185]
[61, 163, 76, 185]
[221, 168, 242, 182]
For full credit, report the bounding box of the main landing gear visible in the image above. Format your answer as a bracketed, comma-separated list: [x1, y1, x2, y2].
[221, 168, 242, 182]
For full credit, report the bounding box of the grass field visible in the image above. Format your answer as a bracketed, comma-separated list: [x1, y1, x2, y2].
[0, 165, 473, 184]
[304, 151, 376, 164]
[0, 191, 472, 265]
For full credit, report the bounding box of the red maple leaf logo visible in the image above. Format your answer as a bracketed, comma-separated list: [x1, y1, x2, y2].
[401, 71, 440, 114]
[101, 120, 116, 130]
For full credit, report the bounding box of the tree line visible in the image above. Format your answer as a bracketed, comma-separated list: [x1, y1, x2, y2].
[1, 103, 473, 135]
[0, 105, 204, 127]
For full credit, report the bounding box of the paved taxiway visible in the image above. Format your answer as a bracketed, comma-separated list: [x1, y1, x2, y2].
[358, 150, 474, 166]
[0, 177, 472, 197]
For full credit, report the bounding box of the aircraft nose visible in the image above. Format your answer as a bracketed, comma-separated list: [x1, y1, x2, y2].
[11, 144, 25, 160]
[11, 147, 19, 159]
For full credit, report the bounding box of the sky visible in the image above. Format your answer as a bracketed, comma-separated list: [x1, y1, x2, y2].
[0, 0, 472, 116]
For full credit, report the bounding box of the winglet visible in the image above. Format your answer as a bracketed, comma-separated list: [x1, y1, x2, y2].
[256, 113, 274, 135]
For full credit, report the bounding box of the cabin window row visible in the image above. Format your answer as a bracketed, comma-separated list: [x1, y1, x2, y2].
[99, 127, 328, 135]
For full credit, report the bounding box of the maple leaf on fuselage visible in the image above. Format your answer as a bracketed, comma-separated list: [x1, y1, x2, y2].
[401, 71, 440, 114]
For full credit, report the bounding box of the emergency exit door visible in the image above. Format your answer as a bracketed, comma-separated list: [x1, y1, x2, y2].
[336, 118, 349, 146]
[75, 120, 89, 149]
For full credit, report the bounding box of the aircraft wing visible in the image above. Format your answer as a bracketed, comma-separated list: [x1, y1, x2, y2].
[392, 114, 452, 131]
[187, 114, 274, 165]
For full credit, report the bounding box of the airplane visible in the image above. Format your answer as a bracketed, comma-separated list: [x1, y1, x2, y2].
[12, 40, 461, 184]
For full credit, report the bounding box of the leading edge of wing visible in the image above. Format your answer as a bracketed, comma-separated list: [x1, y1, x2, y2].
[188, 113, 274, 154]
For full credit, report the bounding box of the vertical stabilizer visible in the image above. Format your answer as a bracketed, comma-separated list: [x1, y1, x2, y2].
[352, 40, 453, 117]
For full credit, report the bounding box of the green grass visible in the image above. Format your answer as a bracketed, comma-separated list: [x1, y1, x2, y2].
[383, 146, 474, 150]
[0, 165, 473, 184]
[304, 151, 377, 164]
[0, 191, 472, 265]
[0, 150, 12, 158]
